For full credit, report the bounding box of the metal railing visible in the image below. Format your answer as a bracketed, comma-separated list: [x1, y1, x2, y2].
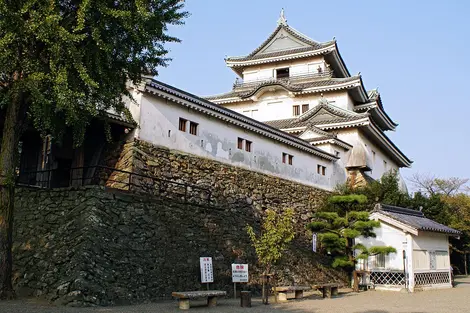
[16, 165, 212, 205]
[233, 69, 333, 89]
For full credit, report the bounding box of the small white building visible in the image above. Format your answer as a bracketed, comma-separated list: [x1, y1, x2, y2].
[356, 204, 460, 292]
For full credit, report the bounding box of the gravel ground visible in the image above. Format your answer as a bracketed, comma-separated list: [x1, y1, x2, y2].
[1, 276, 469, 313]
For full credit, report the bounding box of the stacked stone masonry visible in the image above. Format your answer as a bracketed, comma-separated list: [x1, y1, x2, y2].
[13, 139, 347, 306]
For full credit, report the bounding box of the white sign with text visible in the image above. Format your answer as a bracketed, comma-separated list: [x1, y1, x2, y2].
[200, 257, 214, 283]
[231, 264, 249, 283]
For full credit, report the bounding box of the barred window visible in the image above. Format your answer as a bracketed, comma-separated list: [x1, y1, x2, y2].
[302, 104, 309, 113]
[293, 105, 300, 116]
[237, 137, 244, 150]
[245, 140, 252, 152]
[375, 254, 385, 268]
[189, 121, 198, 135]
[179, 118, 187, 132]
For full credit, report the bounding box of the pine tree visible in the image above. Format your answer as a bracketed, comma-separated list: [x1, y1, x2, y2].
[0, 0, 188, 298]
[307, 195, 396, 291]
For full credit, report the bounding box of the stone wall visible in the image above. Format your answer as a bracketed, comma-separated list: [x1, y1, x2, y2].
[12, 139, 348, 306]
[114, 139, 332, 242]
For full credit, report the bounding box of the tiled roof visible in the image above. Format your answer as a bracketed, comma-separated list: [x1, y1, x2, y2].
[376, 204, 461, 236]
[205, 76, 361, 101]
[226, 24, 332, 62]
[263, 102, 368, 130]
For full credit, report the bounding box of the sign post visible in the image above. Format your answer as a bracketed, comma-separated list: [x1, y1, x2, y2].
[232, 264, 249, 299]
[200, 257, 213, 290]
[312, 233, 317, 252]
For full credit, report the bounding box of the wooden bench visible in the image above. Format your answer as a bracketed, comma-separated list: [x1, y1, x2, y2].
[313, 283, 340, 298]
[273, 286, 311, 301]
[172, 290, 227, 310]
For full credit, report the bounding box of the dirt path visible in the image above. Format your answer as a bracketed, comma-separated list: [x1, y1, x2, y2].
[1, 276, 469, 313]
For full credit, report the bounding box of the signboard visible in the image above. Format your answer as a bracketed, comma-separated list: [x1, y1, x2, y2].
[232, 264, 249, 282]
[312, 233, 317, 252]
[200, 257, 213, 283]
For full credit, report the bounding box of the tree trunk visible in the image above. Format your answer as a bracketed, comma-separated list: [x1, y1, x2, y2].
[0, 93, 24, 299]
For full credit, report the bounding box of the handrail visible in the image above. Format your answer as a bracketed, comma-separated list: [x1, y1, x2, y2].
[233, 69, 333, 89]
[16, 165, 212, 204]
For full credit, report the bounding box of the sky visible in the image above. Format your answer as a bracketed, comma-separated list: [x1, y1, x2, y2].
[157, 0, 470, 182]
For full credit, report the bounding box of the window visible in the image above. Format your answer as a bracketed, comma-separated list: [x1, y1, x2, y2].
[189, 121, 198, 135]
[383, 160, 388, 170]
[413, 250, 429, 270]
[322, 166, 326, 176]
[293, 105, 300, 116]
[245, 140, 252, 152]
[237, 137, 244, 150]
[276, 67, 289, 79]
[436, 251, 449, 269]
[372, 150, 376, 162]
[237, 138, 252, 152]
[317, 165, 327, 176]
[374, 254, 385, 268]
[178, 118, 187, 132]
[282, 153, 293, 165]
[334, 150, 340, 157]
[302, 104, 309, 114]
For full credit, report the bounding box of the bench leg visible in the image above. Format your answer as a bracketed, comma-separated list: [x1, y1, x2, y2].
[321, 288, 326, 298]
[207, 296, 217, 307]
[278, 292, 288, 302]
[332, 287, 338, 297]
[179, 298, 190, 310]
[295, 290, 303, 299]
[325, 287, 332, 298]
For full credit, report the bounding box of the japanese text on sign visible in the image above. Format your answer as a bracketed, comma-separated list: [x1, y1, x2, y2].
[200, 257, 213, 283]
[231, 264, 249, 283]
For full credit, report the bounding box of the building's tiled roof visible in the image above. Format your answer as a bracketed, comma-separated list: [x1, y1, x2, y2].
[263, 101, 368, 130]
[226, 24, 332, 63]
[376, 204, 461, 236]
[205, 76, 361, 101]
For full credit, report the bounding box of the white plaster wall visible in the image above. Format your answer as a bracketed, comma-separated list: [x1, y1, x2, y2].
[335, 128, 404, 185]
[356, 221, 406, 270]
[412, 232, 449, 251]
[224, 90, 354, 122]
[137, 93, 348, 190]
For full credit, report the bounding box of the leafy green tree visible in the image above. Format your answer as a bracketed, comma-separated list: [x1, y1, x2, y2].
[0, 0, 187, 298]
[307, 195, 396, 291]
[246, 208, 295, 304]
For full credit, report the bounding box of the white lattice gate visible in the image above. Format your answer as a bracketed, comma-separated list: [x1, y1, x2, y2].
[370, 271, 406, 286]
[414, 271, 450, 286]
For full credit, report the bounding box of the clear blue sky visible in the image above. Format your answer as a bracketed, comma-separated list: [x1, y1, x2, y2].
[158, 0, 470, 181]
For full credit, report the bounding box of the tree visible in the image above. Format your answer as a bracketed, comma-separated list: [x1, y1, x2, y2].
[0, 0, 188, 298]
[408, 173, 468, 196]
[334, 171, 410, 210]
[246, 208, 295, 304]
[307, 195, 396, 291]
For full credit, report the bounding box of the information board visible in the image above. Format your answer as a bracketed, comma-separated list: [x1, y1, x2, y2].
[200, 257, 214, 283]
[231, 264, 249, 283]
